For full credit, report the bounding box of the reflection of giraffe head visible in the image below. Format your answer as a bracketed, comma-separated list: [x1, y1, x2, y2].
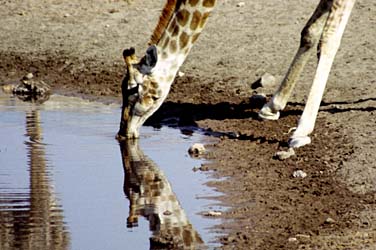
[117, 0, 216, 139]
[119, 140, 205, 249]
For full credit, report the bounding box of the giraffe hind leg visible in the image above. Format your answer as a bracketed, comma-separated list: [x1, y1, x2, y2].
[289, 0, 356, 148]
[259, 0, 332, 120]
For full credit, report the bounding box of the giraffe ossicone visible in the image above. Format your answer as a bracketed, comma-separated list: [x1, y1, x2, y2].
[118, 0, 356, 149]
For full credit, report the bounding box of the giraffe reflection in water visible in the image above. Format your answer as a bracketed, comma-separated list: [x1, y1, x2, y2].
[119, 140, 205, 250]
[0, 109, 70, 250]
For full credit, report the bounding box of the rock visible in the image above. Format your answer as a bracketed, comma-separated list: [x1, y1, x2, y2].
[274, 148, 295, 160]
[203, 210, 222, 217]
[236, 2, 245, 7]
[177, 71, 185, 77]
[292, 170, 307, 178]
[24, 72, 33, 80]
[325, 217, 335, 224]
[251, 72, 276, 89]
[288, 237, 297, 242]
[188, 143, 206, 155]
[12, 73, 51, 103]
[295, 234, 311, 239]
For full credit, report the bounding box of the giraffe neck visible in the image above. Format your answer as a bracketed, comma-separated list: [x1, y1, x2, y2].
[150, 0, 216, 84]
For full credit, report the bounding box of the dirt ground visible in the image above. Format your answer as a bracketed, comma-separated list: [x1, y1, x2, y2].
[0, 0, 375, 249]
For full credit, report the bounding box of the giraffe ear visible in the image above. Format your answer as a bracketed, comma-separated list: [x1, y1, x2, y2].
[136, 45, 158, 75]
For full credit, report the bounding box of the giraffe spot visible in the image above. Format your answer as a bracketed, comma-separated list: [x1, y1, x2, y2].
[189, 0, 199, 6]
[190, 11, 202, 31]
[162, 37, 170, 50]
[148, 87, 157, 96]
[176, 9, 190, 27]
[191, 32, 201, 44]
[172, 24, 180, 37]
[142, 96, 153, 106]
[168, 19, 177, 33]
[169, 40, 177, 54]
[179, 32, 190, 49]
[150, 80, 159, 89]
[199, 12, 211, 28]
[203, 0, 216, 8]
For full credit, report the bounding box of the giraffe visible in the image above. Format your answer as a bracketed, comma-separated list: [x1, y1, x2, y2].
[119, 140, 205, 249]
[117, 0, 356, 149]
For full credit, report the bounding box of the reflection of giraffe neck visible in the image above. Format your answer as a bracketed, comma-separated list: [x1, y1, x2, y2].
[150, 0, 216, 84]
[120, 141, 204, 249]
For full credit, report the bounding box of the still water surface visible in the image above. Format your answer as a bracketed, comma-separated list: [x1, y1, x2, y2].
[0, 93, 221, 249]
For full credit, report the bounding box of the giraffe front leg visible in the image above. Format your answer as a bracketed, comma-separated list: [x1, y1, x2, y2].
[259, 0, 331, 120]
[289, 0, 356, 148]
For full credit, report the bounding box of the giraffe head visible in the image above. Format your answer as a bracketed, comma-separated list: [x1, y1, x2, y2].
[117, 46, 163, 139]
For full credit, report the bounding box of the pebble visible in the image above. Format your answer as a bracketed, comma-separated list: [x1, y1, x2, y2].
[288, 237, 297, 242]
[188, 143, 206, 155]
[274, 148, 295, 160]
[203, 210, 222, 217]
[325, 217, 335, 224]
[236, 2, 245, 7]
[24, 72, 34, 80]
[178, 71, 185, 77]
[292, 170, 307, 178]
[251, 72, 276, 89]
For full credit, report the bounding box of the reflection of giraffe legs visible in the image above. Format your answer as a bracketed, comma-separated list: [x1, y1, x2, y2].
[119, 140, 205, 249]
[0, 109, 69, 250]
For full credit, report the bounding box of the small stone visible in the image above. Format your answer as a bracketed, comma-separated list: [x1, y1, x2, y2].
[292, 170, 307, 178]
[24, 72, 34, 80]
[105, 24, 110, 28]
[251, 72, 276, 89]
[295, 234, 311, 239]
[178, 71, 185, 77]
[325, 217, 335, 224]
[274, 148, 295, 160]
[188, 143, 206, 155]
[63, 13, 70, 18]
[288, 237, 297, 242]
[236, 2, 245, 7]
[203, 210, 222, 217]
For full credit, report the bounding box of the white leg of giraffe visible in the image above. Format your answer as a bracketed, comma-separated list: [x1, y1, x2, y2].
[289, 0, 356, 148]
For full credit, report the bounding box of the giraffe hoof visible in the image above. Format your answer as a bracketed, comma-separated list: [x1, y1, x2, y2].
[288, 136, 311, 148]
[258, 106, 280, 120]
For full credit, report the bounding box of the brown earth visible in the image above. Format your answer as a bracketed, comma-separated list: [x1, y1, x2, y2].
[0, 0, 375, 249]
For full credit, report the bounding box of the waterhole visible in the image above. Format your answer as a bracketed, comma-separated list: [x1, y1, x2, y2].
[0, 92, 222, 249]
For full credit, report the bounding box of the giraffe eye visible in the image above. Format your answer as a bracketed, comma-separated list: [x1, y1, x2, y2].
[151, 96, 160, 101]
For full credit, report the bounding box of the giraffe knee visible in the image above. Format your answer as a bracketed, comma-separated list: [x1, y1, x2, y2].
[300, 27, 320, 50]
